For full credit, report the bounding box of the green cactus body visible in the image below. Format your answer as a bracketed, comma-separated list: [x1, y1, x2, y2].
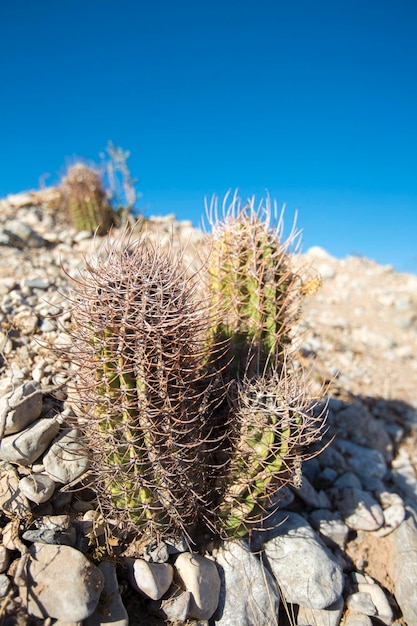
[67, 236, 214, 539]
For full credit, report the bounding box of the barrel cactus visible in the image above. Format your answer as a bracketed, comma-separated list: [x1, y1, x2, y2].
[63, 194, 324, 547]
[60, 163, 115, 235]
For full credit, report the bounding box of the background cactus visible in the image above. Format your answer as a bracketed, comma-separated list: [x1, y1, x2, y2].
[64, 194, 324, 547]
[60, 163, 115, 235]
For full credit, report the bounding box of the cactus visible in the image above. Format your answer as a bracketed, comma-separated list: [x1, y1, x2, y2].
[63, 193, 324, 547]
[60, 163, 115, 235]
[66, 232, 220, 542]
[206, 193, 322, 537]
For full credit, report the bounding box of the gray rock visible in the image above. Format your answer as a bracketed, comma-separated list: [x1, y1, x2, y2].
[0, 380, 42, 436]
[127, 558, 173, 600]
[292, 475, 331, 508]
[346, 592, 377, 615]
[374, 503, 405, 537]
[0, 418, 59, 465]
[387, 508, 417, 626]
[150, 589, 191, 623]
[19, 473, 56, 504]
[43, 428, 90, 484]
[213, 540, 280, 625]
[356, 582, 393, 625]
[175, 552, 221, 620]
[330, 404, 393, 461]
[262, 512, 344, 610]
[26, 543, 104, 620]
[328, 486, 384, 531]
[309, 509, 349, 550]
[0, 464, 31, 516]
[3, 220, 47, 248]
[85, 561, 128, 626]
[335, 440, 387, 479]
[297, 595, 343, 626]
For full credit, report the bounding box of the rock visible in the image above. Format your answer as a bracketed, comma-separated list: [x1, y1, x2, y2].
[335, 440, 387, 480]
[292, 475, 331, 508]
[262, 511, 344, 610]
[0, 573, 10, 597]
[374, 503, 405, 537]
[0, 380, 42, 436]
[309, 509, 349, 550]
[297, 595, 344, 626]
[175, 552, 221, 620]
[126, 558, 173, 600]
[387, 508, 417, 625]
[344, 615, 373, 626]
[150, 588, 191, 623]
[85, 561, 128, 626]
[19, 473, 56, 504]
[213, 540, 280, 625]
[328, 485, 384, 531]
[3, 220, 47, 248]
[0, 418, 59, 465]
[346, 592, 377, 615]
[0, 545, 10, 573]
[43, 428, 90, 484]
[0, 464, 31, 516]
[26, 543, 104, 620]
[356, 582, 393, 625]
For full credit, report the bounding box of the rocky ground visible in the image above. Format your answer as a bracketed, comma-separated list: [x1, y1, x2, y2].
[0, 189, 417, 626]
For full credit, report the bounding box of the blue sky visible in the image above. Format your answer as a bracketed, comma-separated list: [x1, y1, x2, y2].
[1, 1, 416, 272]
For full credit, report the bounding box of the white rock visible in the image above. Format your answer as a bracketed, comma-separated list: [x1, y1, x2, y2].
[309, 509, 349, 550]
[346, 591, 377, 615]
[374, 503, 405, 537]
[26, 543, 104, 620]
[175, 552, 221, 620]
[262, 512, 344, 610]
[213, 540, 280, 625]
[357, 582, 393, 625]
[19, 473, 56, 504]
[43, 428, 90, 484]
[0, 418, 59, 465]
[329, 486, 384, 531]
[127, 558, 173, 600]
[387, 509, 417, 626]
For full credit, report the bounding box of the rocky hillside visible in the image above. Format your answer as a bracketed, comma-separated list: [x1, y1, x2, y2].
[0, 189, 416, 625]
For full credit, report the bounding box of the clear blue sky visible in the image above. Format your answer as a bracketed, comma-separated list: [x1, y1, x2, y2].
[1, 1, 416, 272]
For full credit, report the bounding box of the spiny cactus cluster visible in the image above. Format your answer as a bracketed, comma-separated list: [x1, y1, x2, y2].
[60, 163, 115, 235]
[64, 194, 324, 546]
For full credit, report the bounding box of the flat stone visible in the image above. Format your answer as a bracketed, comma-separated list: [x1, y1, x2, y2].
[0, 380, 42, 436]
[213, 540, 280, 625]
[0, 418, 59, 465]
[175, 552, 221, 620]
[43, 428, 90, 484]
[26, 543, 104, 621]
[85, 561, 128, 626]
[19, 473, 56, 504]
[127, 558, 173, 601]
[328, 486, 384, 531]
[262, 511, 344, 610]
